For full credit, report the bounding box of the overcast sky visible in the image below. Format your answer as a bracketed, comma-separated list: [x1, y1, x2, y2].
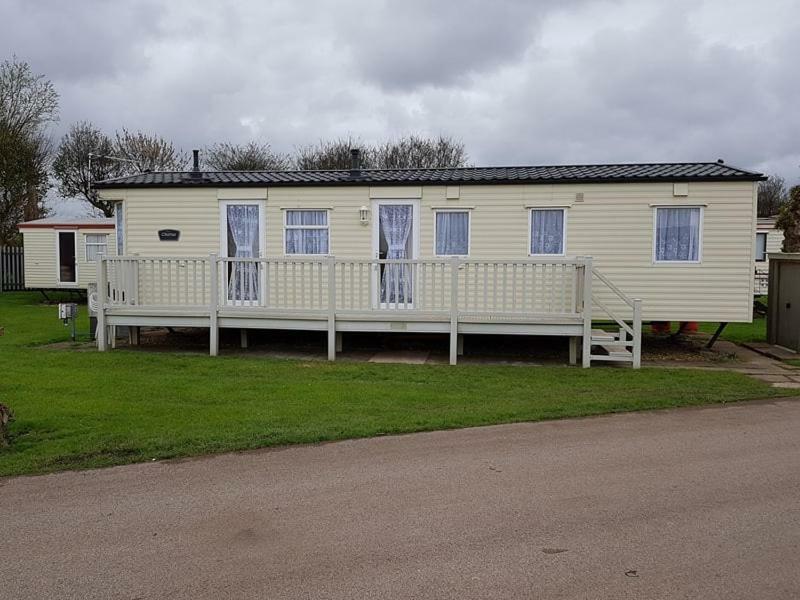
[2, 0, 798, 215]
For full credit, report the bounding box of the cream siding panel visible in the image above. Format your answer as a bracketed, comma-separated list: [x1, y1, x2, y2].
[21, 230, 55, 288]
[77, 228, 116, 286]
[122, 188, 221, 256]
[107, 180, 757, 322]
[22, 227, 115, 288]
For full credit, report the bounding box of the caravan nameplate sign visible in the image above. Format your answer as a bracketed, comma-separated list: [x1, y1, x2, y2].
[158, 229, 180, 241]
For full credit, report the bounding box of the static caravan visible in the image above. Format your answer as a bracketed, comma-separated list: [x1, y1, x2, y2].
[94, 156, 765, 367]
[18, 217, 116, 294]
[755, 217, 783, 295]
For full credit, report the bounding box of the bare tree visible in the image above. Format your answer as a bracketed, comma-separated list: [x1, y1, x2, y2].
[373, 134, 469, 169]
[0, 57, 58, 244]
[204, 141, 289, 170]
[113, 128, 188, 172]
[758, 174, 788, 218]
[292, 137, 374, 170]
[0, 56, 58, 137]
[777, 185, 800, 252]
[291, 134, 468, 171]
[0, 129, 51, 243]
[52, 122, 121, 217]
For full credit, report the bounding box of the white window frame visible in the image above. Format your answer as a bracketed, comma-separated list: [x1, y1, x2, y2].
[652, 206, 704, 265]
[528, 208, 567, 257]
[219, 200, 266, 306]
[282, 209, 331, 256]
[55, 229, 78, 286]
[433, 209, 471, 257]
[755, 232, 767, 263]
[84, 233, 109, 261]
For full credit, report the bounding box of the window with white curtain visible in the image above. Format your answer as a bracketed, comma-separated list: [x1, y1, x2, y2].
[285, 210, 329, 254]
[654, 207, 702, 262]
[115, 203, 124, 255]
[435, 211, 470, 256]
[530, 209, 565, 255]
[85, 234, 108, 261]
[755, 232, 767, 262]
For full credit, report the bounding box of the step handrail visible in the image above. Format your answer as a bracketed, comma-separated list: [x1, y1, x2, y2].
[590, 267, 642, 369]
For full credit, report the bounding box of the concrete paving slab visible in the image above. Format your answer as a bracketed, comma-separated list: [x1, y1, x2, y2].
[368, 350, 431, 364]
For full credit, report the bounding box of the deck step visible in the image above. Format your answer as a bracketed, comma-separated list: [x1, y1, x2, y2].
[598, 344, 633, 359]
[590, 328, 616, 342]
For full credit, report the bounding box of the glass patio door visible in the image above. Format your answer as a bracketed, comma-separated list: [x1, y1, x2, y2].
[221, 202, 264, 304]
[374, 202, 416, 307]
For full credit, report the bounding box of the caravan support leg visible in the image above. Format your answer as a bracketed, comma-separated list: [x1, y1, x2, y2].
[569, 337, 578, 365]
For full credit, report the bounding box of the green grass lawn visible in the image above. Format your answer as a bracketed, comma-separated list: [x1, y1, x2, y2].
[0, 292, 788, 478]
[698, 318, 766, 344]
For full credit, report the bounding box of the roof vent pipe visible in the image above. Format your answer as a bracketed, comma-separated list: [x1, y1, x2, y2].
[349, 148, 361, 178]
[192, 149, 200, 172]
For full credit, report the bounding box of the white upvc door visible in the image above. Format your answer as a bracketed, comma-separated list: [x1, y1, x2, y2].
[219, 200, 266, 306]
[56, 230, 78, 285]
[371, 199, 419, 309]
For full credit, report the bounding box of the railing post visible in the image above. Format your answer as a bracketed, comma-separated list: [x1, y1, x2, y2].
[449, 257, 459, 365]
[131, 256, 139, 305]
[209, 253, 219, 356]
[582, 256, 593, 368]
[632, 298, 642, 369]
[96, 255, 107, 351]
[327, 256, 336, 361]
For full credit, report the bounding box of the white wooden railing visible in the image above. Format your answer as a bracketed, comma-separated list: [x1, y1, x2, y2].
[97, 254, 642, 367]
[102, 255, 587, 317]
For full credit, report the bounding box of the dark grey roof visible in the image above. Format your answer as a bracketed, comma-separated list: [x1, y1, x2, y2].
[94, 162, 765, 189]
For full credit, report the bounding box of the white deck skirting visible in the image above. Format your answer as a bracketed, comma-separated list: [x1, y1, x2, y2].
[96, 255, 641, 367]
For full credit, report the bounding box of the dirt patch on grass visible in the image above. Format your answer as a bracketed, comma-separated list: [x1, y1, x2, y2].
[642, 333, 736, 363]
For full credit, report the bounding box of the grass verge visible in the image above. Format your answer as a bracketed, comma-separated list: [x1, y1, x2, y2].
[0, 293, 789, 477]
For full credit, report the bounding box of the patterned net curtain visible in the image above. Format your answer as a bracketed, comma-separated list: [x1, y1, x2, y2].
[380, 205, 413, 304]
[227, 205, 260, 301]
[655, 207, 700, 261]
[530, 210, 564, 254]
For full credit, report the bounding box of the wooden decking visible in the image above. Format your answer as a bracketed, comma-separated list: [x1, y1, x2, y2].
[96, 255, 641, 367]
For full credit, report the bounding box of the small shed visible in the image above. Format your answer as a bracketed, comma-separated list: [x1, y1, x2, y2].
[18, 217, 116, 291]
[767, 253, 800, 350]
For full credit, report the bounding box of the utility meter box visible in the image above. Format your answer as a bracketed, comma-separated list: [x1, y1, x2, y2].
[58, 303, 77, 320]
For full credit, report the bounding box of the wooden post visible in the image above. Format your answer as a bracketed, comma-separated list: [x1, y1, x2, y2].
[457, 334, 464, 356]
[240, 328, 248, 349]
[569, 336, 578, 365]
[327, 256, 336, 361]
[96, 255, 107, 351]
[581, 256, 593, 368]
[209, 253, 219, 356]
[632, 298, 642, 369]
[129, 326, 140, 346]
[335, 331, 343, 353]
[449, 257, 459, 365]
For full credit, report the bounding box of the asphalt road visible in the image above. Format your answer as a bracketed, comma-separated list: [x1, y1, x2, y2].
[2, 399, 800, 599]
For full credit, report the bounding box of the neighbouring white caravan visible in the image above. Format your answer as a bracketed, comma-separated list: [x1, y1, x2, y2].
[18, 217, 116, 292]
[93, 156, 765, 367]
[755, 217, 783, 295]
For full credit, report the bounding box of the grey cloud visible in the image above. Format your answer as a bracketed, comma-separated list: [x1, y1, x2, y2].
[1, 0, 799, 218]
[335, 0, 578, 91]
